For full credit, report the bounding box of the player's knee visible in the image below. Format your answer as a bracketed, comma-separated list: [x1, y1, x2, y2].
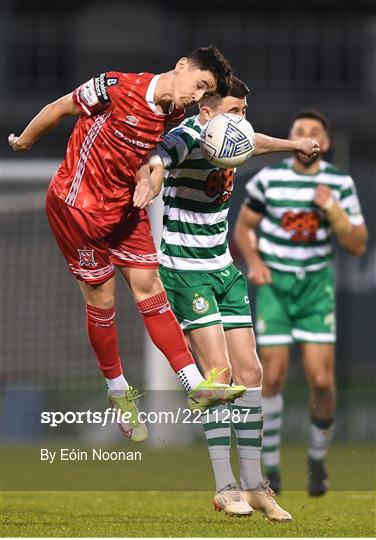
[259, 350, 288, 395]
[133, 272, 163, 299]
[310, 371, 335, 392]
[262, 370, 284, 395]
[84, 285, 115, 309]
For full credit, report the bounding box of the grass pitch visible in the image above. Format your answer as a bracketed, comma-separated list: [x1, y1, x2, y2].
[1, 443, 375, 536]
[2, 490, 375, 537]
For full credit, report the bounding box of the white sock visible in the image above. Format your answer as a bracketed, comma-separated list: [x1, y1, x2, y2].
[232, 387, 264, 490]
[106, 374, 129, 395]
[262, 393, 283, 472]
[176, 364, 204, 391]
[201, 405, 235, 492]
[211, 459, 236, 492]
[308, 419, 334, 461]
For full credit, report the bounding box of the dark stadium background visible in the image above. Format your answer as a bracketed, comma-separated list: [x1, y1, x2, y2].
[1, 0, 375, 491]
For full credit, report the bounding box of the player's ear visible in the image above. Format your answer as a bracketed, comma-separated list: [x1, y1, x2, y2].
[199, 104, 215, 123]
[174, 57, 188, 73]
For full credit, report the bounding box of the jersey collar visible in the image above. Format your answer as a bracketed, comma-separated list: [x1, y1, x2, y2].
[146, 74, 174, 115]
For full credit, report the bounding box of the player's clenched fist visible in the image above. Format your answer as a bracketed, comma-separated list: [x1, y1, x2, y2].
[248, 259, 273, 286]
[314, 184, 333, 208]
[8, 133, 30, 153]
[294, 137, 320, 157]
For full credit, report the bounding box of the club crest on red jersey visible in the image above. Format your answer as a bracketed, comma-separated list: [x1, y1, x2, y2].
[78, 249, 98, 267]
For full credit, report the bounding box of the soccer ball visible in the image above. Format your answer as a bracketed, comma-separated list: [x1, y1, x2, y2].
[200, 113, 255, 167]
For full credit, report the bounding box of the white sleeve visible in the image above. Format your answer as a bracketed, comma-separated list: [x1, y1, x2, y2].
[339, 175, 365, 226]
[245, 170, 267, 204]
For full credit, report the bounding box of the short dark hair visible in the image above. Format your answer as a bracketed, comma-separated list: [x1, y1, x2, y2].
[290, 109, 331, 132]
[186, 45, 233, 97]
[228, 76, 250, 99]
[199, 76, 249, 109]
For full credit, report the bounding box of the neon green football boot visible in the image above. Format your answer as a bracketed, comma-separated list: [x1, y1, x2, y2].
[187, 368, 246, 412]
[107, 386, 148, 442]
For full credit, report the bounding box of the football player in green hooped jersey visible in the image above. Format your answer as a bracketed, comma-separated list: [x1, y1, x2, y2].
[235, 109, 368, 497]
[141, 79, 320, 520]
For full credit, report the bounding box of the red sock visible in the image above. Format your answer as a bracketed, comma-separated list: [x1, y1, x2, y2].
[86, 304, 123, 379]
[137, 291, 195, 373]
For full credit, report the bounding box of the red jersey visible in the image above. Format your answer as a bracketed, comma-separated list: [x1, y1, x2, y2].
[50, 72, 184, 214]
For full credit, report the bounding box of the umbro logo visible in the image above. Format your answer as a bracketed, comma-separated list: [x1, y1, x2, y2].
[125, 116, 138, 126]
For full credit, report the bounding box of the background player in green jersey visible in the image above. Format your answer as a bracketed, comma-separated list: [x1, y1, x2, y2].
[142, 80, 319, 520]
[234, 110, 368, 496]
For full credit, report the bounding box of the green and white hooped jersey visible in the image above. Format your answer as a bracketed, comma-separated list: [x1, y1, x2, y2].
[245, 158, 364, 273]
[158, 115, 234, 272]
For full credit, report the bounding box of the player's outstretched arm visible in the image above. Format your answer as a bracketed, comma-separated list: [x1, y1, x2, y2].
[234, 205, 272, 286]
[8, 93, 79, 153]
[254, 133, 320, 157]
[314, 184, 368, 257]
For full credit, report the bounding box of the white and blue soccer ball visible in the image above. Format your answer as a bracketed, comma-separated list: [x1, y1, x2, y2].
[200, 113, 255, 167]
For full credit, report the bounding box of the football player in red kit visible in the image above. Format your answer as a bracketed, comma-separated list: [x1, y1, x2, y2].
[9, 46, 246, 442]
